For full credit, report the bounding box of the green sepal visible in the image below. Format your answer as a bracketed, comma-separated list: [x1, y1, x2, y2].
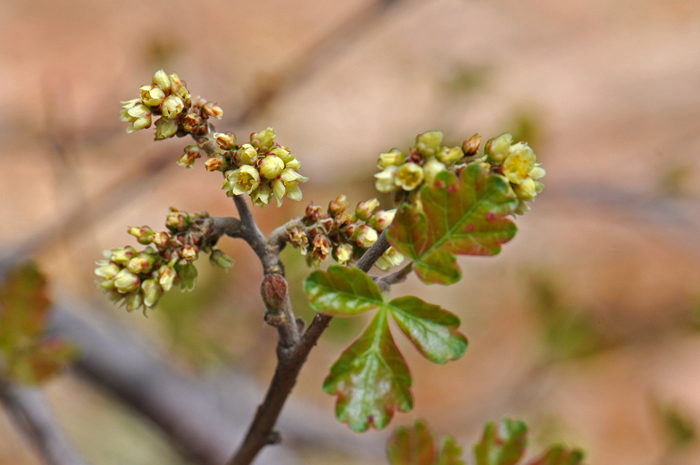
[388, 296, 467, 364]
[388, 164, 518, 285]
[304, 265, 383, 316]
[323, 309, 412, 432]
[474, 419, 528, 465]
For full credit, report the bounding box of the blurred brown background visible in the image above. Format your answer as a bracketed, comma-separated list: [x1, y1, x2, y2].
[1, 0, 700, 464]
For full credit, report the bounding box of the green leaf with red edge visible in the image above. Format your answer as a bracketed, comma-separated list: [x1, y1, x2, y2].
[323, 308, 412, 432]
[525, 446, 585, 465]
[474, 419, 528, 465]
[304, 265, 384, 316]
[387, 164, 518, 285]
[387, 296, 467, 364]
[387, 419, 465, 465]
[0, 262, 77, 385]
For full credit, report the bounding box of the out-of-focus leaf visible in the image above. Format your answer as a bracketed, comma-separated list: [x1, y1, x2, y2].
[525, 445, 585, 465]
[387, 419, 437, 465]
[323, 309, 412, 432]
[387, 419, 465, 465]
[659, 404, 697, 450]
[0, 262, 77, 384]
[388, 296, 467, 364]
[305, 265, 384, 316]
[387, 165, 518, 285]
[473, 419, 528, 465]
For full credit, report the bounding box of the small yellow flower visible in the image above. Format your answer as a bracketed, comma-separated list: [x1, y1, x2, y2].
[395, 163, 425, 191]
[158, 265, 176, 292]
[114, 269, 140, 293]
[95, 261, 120, 279]
[155, 117, 178, 140]
[334, 243, 354, 265]
[140, 85, 166, 107]
[152, 69, 172, 93]
[226, 166, 261, 196]
[279, 168, 308, 202]
[436, 146, 464, 166]
[251, 127, 276, 151]
[378, 149, 406, 169]
[161, 95, 184, 119]
[423, 157, 447, 185]
[251, 182, 273, 207]
[142, 279, 164, 308]
[120, 102, 152, 133]
[356, 225, 378, 248]
[238, 144, 258, 165]
[374, 166, 398, 192]
[375, 247, 404, 271]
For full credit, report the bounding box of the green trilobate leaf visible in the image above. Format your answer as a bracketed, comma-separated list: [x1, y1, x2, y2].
[388, 164, 518, 285]
[387, 419, 465, 465]
[304, 265, 383, 316]
[0, 262, 77, 385]
[474, 419, 528, 465]
[525, 446, 585, 465]
[323, 309, 412, 432]
[388, 296, 467, 364]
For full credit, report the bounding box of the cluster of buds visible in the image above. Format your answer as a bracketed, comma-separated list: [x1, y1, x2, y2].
[94, 208, 234, 314]
[215, 127, 309, 207]
[120, 70, 223, 140]
[484, 133, 545, 215]
[286, 195, 403, 271]
[374, 131, 482, 201]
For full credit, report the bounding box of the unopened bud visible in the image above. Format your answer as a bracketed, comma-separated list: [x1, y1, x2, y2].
[485, 133, 513, 163]
[142, 279, 164, 308]
[153, 70, 172, 93]
[462, 133, 482, 156]
[152, 231, 170, 248]
[415, 131, 443, 158]
[209, 249, 235, 270]
[155, 117, 178, 140]
[237, 144, 258, 165]
[423, 157, 447, 185]
[95, 261, 120, 279]
[356, 225, 378, 248]
[370, 209, 396, 233]
[114, 269, 140, 293]
[436, 146, 464, 166]
[329, 195, 349, 216]
[251, 127, 276, 151]
[260, 155, 285, 179]
[378, 149, 406, 169]
[334, 243, 354, 265]
[158, 265, 176, 291]
[128, 226, 153, 244]
[110, 247, 135, 264]
[126, 253, 154, 274]
[355, 198, 379, 221]
[166, 208, 191, 231]
[124, 292, 143, 312]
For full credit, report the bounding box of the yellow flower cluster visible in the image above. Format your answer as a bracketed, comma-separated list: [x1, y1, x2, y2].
[94, 209, 234, 315]
[484, 133, 545, 214]
[374, 131, 480, 198]
[120, 70, 199, 140]
[222, 128, 308, 207]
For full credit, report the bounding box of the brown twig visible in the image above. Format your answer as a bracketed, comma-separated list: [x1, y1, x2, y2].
[0, 380, 91, 465]
[228, 231, 391, 465]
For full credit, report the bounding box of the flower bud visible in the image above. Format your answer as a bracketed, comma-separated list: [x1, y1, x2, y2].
[209, 249, 235, 270]
[128, 226, 153, 244]
[114, 269, 140, 293]
[462, 133, 482, 156]
[142, 279, 164, 308]
[121, 103, 152, 133]
[415, 131, 443, 158]
[334, 243, 354, 265]
[375, 247, 404, 271]
[96, 278, 115, 290]
[370, 209, 395, 233]
[140, 85, 166, 107]
[260, 155, 285, 179]
[95, 261, 120, 279]
[162, 95, 184, 119]
[124, 292, 143, 312]
[181, 245, 198, 261]
[127, 254, 154, 274]
[158, 265, 176, 291]
[176, 263, 198, 292]
[251, 127, 276, 151]
[237, 144, 258, 165]
[153, 69, 171, 93]
[329, 195, 349, 216]
[155, 117, 178, 140]
[214, 132, 236, 150]
[436, 146, 464, 166]
[378, 149, 406, 169]
[166, 208, 191, 231]
[423, 158, 447, 185]
[374, 166, 398, 193]
[502, 142, 536, 184]
[110, 247, 135, 264]
[356, 225, 378, 248]
[269, 147, 293, 163]
[395, 163, 425, 191]
[485, 133, 513, 163]
[355, 198, 379, 221]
